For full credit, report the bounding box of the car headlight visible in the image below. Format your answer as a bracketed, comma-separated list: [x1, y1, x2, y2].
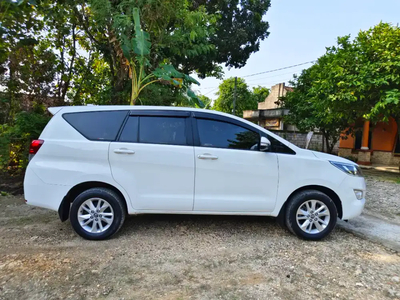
[329, 161, 363, 177]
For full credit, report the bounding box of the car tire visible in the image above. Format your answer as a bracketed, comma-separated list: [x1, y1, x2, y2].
[285, 190, 337, 241]
[70, 188, 126, 240]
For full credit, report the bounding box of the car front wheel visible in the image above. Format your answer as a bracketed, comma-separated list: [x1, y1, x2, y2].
[70, 188, 126, 240]
[285, 190, 337, 240]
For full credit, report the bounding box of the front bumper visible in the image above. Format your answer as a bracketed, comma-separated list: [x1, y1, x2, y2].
[338, 175, 366, 220]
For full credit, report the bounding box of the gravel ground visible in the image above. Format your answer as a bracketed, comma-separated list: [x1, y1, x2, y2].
[364, 171, 400, 224]
[1, 193, 400, 300]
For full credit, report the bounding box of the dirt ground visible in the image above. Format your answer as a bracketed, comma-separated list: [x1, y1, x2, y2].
[363, 169, 400, 224]
[1, 174, 400, 299]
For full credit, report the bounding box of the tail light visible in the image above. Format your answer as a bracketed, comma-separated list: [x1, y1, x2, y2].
[29, 139, 44, 155]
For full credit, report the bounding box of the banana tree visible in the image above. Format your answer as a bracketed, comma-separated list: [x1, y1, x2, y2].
[114, 8, 203, 107]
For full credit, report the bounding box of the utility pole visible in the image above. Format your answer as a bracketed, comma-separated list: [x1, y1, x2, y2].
[232, 76, 237, 115]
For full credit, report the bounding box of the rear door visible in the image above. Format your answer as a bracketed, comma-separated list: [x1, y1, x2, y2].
[109, 110, 195, 211]
[193, 113, 279, 212]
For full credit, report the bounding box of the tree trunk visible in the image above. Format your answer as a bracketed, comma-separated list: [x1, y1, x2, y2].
[61, 25, 77, 104]
[323, 131, 335, 154]
[6, 53, 18, 124]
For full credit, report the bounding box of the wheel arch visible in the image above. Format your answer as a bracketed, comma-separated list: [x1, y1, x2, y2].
[58, 181, 128, 222]
[277, 185, 343, 223]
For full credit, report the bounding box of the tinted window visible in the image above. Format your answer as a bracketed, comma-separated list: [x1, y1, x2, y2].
[139, 117, 186, 145]
[266, 134, 296, 154]
[197, 119, 259, 150]
[119, 117, 139, 142]
[63, 111, 127, 141]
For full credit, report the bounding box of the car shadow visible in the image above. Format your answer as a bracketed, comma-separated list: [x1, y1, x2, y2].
[118, 213, 284, 237]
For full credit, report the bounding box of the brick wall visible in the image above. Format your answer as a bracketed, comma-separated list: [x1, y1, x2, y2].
[270, 130, 340, 154]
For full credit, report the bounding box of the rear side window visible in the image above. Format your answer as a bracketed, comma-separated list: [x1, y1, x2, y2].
[63, 111, 127, 141]
[139, 117, 187, 145]
[197, 119, 259, 150]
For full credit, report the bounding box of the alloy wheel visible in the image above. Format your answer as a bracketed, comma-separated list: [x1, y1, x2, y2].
[77, 198, 114, 233]
[296, 199, 331, 234]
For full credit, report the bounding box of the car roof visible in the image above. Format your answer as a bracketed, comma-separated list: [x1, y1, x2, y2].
[49, 105, 241, 120]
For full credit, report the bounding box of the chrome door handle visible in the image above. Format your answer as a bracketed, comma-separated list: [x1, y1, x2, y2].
[198, 153, 218, 160]
[114, 148, 135, 154]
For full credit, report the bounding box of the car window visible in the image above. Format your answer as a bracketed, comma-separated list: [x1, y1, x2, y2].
[265, 134, 296, 155]
[139, 116, 187, 146]
[63, 111, 127, 141]
[119, 117, 139, 142]
[197, 119, 259, 150]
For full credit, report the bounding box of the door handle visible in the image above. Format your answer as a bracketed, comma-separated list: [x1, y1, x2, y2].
[198, 153, 218, 160]
[114, 148, 135, 154]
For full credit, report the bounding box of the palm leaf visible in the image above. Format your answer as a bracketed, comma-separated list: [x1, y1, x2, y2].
[132, 8, 151, 63]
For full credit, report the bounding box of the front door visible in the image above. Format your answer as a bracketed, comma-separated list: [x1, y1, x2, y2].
[193, 117, 279, 212]
[109, 113, 195, 211]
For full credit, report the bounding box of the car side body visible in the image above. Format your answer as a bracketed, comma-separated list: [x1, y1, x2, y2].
[24, 106, 366, 240]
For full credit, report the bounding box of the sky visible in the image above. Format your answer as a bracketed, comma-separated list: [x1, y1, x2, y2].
[193, 0, 400, 99]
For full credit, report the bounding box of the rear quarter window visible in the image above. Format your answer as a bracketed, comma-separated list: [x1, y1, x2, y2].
[63, 111, 128, 141]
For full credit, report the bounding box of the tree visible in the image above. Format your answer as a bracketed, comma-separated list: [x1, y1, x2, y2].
[213, 77, 257, 117]
[279, 65, 355, 153]
[252, 86, 270, 103]
[328, 23, 400, 144]
[74, 0, 271, 103]
[0, 0, 45, 123]
[113, 7, 201, 106]
[280, 22, 400, 155]
[191, 0, 271, 75]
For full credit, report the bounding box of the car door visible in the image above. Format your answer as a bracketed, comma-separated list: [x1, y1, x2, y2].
[193, 113, 279, 212]
[109, 110, 195, 211]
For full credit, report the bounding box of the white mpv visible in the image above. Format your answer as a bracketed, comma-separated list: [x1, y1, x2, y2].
[24, 106, 366, 240]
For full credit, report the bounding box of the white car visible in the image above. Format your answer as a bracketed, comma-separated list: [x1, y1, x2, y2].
[24, 106, 366, 240]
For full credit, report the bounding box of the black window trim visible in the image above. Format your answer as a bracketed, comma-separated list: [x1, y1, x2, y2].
[129, 110, 191, 117]
[62, 110, 129, 142]
[116, 115, 138, 142]
[118, 112, 194, 146]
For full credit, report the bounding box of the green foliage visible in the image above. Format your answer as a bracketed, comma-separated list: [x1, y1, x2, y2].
[191, 0, 271, 74]
[197, 95, 212, 109]
[213, 77, 258, 117]
[324, 23, 400, 129]
[0, 105, 50, 172]
[280, 22, 400, 154]
[113, 7, 202, 106]
[279, 64, 354, 153]
[0, 0, 272, 172]
[252, 86, 270, 103]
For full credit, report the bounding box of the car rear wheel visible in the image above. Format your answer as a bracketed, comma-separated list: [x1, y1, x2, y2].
[70, 188, 126, 240]
[285, 190, 337, 240]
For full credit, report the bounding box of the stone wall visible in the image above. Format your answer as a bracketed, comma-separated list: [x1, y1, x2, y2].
[338, 148, 400, 165]
[271, 130, 340, 154]
[372, 151, 400, 165]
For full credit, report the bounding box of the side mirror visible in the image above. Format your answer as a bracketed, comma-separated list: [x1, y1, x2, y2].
[260, 136, 271, 152]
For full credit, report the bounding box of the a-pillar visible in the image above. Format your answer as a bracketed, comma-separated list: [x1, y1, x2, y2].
[358, 120, 372, 165]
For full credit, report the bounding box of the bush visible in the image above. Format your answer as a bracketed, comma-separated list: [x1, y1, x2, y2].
[0, 106, 50, 173]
